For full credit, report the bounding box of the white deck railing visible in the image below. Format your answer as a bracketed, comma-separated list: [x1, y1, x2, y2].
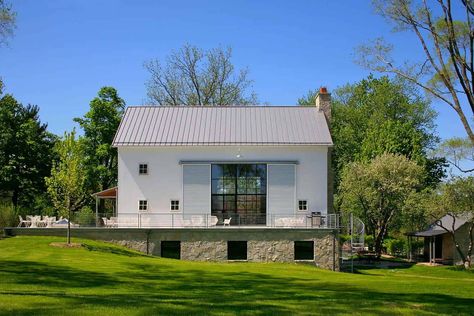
[106, 213, 340, 229]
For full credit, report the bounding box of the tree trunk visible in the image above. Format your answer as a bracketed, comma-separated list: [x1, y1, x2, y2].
[67, 208, 71, 244]
[374, 232, 384, 259]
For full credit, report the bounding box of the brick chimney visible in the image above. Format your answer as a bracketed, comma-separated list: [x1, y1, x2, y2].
[315, 87, 333, 214]
[315, 87, 331, 123]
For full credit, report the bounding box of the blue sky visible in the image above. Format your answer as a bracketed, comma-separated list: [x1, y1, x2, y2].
[0, 0, 469, 140]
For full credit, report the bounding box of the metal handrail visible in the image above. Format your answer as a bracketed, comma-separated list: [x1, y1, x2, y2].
[94, 212, 341, 229]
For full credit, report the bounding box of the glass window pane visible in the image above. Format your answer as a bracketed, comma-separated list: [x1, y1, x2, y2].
[212, 165, 223, 179]
[212, 196, 223, 211]
[223, 164, 236, 177]
[212, 179, 225, 194]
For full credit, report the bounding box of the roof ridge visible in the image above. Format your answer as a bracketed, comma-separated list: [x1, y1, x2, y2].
[126, 105, 317, 109]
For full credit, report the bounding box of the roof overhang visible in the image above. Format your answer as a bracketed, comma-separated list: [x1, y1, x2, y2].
[92, 187, 117, 199]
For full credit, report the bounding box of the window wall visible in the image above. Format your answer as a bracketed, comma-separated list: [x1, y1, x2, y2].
[211, 164, 266, 225]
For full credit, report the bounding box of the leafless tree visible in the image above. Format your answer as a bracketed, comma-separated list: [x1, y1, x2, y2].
[357, 0, 474, 146]
[144, 44, 257, 106]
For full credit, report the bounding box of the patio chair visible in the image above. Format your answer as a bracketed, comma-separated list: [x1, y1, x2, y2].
[18, 215, 31, 227]
[109, 217, 118, 228]
[223, 217, 232, 226]
[210, 216, 218, 226]
[102, 217, 108, 227]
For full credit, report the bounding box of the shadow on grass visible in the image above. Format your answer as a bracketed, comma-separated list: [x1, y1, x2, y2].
[1, 259, 474, 315]
[82, 242, 149, 258]
[447, 266, 474, 273]
[0, 261, 119, 288]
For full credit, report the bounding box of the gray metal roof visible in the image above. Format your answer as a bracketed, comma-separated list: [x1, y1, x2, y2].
[112, 106, 333, 146]
[408, 214, 470, 237]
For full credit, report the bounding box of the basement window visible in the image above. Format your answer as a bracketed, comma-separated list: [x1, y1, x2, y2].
[161, 241, 180, 259]
[139, 163, 148, 175]
[227, 241, 247, 260]
[294, 241, 314, 260]
[170, 200, 180, 211]
[138, 200, 148, 211]
[298, 200, 308, 211]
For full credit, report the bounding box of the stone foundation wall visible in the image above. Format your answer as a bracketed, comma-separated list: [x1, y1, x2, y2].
[248, 240, 294, 262]
[314, 234, 339, 270]
[4, 227, 340, 270]
[181, 241, 227, 261]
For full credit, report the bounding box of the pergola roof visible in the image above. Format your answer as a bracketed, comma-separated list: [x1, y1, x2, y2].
[92, 187, 117, 199]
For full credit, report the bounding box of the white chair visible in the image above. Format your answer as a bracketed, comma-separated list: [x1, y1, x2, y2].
[210, 216, 218, 226]
[102, 217, 108, 227]
[223, 217, 232, 226]
[17, 215, 30, 227]
[29, 215, 40, 228]
[109, 217, 118, 228]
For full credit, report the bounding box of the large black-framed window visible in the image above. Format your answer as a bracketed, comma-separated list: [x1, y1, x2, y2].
[211, 164, 266, 225]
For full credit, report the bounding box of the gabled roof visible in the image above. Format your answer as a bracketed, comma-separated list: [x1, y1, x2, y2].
[112, 106, 332, 147]
[408, 214, 471, 237]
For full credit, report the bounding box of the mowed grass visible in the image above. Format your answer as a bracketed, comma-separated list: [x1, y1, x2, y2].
[0, 236, 473, 315]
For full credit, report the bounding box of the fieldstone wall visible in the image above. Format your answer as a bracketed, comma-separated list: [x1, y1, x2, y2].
[181, 241, 227, 261]
[314, 234, 339, 270]
[454, 223, 473, 266]
[5, 227, 341, 271]
[107, 239, 155, 255]
[248, 240, 294, 262]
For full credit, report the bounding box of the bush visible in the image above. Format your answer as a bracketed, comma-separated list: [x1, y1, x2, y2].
[365, 235, 374, 251]
[339, 234, 351, 244]
[76, 206, 95, 226]
[384, 238, 407, 257]
[0, 202, 18, 228]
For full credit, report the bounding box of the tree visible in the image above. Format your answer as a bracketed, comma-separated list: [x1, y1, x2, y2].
[340, 153, 424, 258]
[0, 0, 15, 46]
[299, 76, 445, 189]
[0, 94, 56, 207]
[426, 176, 474, 268]
[74, 87, 125, 194]
[437, 137, 474, 174]
[357, 0, 474, 146]
[144, 44, 257, 106]
[45, 130, 87, 244]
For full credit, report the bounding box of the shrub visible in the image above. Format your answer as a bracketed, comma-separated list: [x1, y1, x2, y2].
[365, 235, 374, 251]
[384, 238, 407, 257]
[0, 202, 18, 228]
[76, 206, 95, 226]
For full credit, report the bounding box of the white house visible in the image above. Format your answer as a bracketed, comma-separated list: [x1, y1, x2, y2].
[112, 89, 333, 229]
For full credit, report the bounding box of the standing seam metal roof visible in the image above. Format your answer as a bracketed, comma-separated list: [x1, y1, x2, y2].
[112, 106, 333, 146]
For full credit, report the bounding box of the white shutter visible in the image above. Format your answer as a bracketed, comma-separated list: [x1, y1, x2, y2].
[268, 164, 296, 215]
[183, 164, 211, 214]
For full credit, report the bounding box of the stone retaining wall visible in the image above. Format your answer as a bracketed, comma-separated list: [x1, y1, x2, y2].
[3, 227, 340, 271]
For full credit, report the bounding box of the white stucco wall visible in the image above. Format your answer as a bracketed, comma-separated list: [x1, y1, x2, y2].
[117, 145, 329, 224]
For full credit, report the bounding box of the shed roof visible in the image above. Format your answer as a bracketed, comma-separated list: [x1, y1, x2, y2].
[112, 106, 332, 147]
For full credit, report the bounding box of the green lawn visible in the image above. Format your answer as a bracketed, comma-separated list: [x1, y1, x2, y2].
[0, 236, 473, 315]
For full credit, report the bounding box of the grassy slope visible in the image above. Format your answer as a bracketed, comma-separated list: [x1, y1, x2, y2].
[0, 236, 473, 315]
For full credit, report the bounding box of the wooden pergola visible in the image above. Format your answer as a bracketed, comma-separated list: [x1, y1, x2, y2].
[92, 187, 117, 227]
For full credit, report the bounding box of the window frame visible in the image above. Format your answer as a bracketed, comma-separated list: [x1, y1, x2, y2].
[161, 241, 181, 259]
[138, 199, 148, 211]
[138, 163, 149, 175]
[298, 199, 308, 212]
[294, 240, 314, 260]
[227, 241, 248, 261]
[170, 199, 180, 212]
